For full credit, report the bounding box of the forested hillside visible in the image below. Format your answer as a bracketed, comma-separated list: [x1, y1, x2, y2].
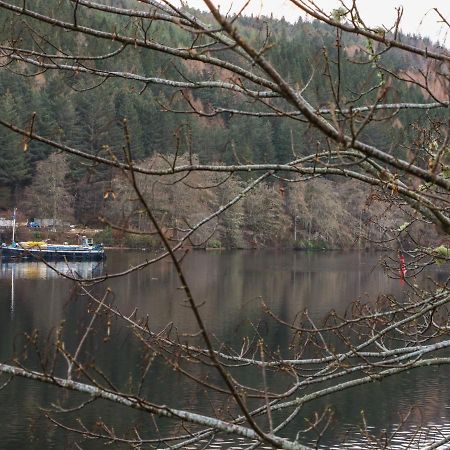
[0, 1, 444, 247]
[2, 2, 450, 449]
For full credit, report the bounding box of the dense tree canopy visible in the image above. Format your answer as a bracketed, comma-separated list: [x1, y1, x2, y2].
[0, 0, 445, 244]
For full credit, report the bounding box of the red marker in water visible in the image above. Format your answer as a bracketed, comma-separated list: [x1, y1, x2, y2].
[399, 254, 407, 284]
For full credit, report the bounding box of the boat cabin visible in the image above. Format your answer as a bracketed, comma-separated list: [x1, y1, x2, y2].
[81, 236, 94, 247]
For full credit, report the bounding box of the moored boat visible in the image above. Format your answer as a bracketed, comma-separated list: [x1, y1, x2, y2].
[1, 236, 105, 261]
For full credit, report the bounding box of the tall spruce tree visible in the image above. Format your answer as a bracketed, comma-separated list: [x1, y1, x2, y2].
[0, 90, 31, 204]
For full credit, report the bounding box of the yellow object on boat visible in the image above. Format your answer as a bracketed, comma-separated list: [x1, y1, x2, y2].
[19, 241, 48, 249]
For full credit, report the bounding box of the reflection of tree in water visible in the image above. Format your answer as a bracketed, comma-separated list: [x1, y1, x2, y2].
[0, 251, 450, 447]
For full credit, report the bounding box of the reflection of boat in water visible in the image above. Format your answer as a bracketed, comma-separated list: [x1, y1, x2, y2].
[1, 237, 105, 262]
[5, 261, 104, 317]
[0, 260, 104, 280]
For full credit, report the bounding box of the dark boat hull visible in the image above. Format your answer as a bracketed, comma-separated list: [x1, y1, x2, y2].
[1, 247, 105, 261]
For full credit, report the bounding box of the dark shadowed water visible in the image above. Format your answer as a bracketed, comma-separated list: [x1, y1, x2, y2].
[0, 250, 449, 449]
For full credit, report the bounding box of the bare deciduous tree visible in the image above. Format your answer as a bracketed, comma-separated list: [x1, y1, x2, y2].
[0, 1, 450, 448]
[23, 153, 75, 227]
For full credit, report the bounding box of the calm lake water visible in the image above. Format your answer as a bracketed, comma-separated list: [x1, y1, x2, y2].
[0, 250, 449, 449]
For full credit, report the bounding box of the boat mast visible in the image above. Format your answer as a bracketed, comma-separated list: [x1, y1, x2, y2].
[12, 208, 16, 243]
